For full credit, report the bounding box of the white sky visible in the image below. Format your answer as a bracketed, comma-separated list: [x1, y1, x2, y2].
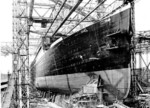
[0, 0, 12, 74]
[135, 0, 150, 31]
[0, 0, 150, 74]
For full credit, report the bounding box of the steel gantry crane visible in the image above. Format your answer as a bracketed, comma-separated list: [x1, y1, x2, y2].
[10, 0, 147, 108]
[11, 1, 121, 108]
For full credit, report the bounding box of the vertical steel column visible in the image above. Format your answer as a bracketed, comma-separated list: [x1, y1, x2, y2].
[13, 0, 20, 107]
[13, 0, 30, 108]
[130, 0, 137, 97]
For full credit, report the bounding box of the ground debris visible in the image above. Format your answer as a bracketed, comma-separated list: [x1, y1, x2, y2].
[30, 98, 62, 108]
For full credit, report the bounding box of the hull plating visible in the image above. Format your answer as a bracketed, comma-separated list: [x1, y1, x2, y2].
[31, 8, 133, 102]
[36, 68, 130, 101]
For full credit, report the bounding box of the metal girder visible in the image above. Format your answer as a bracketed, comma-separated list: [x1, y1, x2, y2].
[18, 2, 55, 8]
[31, 17, 95, 23]
[44, 0, 68, 37]
[130, 0, 138, 97]
[12, 0, 30, 108]
[34, 3, 55, 7]
[50, 0, 97, 22]
[135, 31, 150, 89]
[51, 0, 83, 37]
[60, 0, 91, 33]
[29, 0, 34, 20]
[66, 0, 107, 34]
[66, 0, 127, 35]
[30, 30, 53, 35]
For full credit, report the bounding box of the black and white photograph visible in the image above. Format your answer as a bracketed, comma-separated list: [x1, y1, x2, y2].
[0, 0, 150, 108]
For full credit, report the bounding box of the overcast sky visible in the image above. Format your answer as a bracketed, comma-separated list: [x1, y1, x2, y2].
[0, 0, 12, 74]
[0, 0, 150, 74]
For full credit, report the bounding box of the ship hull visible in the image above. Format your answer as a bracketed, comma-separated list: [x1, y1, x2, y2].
[36, 68, 130, 101]
[31, 8, 133, 103]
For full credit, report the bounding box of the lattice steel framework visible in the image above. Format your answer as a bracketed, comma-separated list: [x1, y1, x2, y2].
[130, 1, 150, 98]
[27, 0, 126, 55]
[11, 0, 144, 107]
[135, 30, 150, 93]
[13, 0, 30, 108]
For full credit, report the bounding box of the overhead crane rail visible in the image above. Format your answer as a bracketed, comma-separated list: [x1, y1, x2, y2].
[66, 0, 128, 35]
[32, 0, 128, 54]
[11, 0, 147, 108]
[50, 0, 97, 22]
[60, 0, 92, 33]
[51, 0, 83, 37]
[66, 0, 107, 34]
[44, 0, 68, 37]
